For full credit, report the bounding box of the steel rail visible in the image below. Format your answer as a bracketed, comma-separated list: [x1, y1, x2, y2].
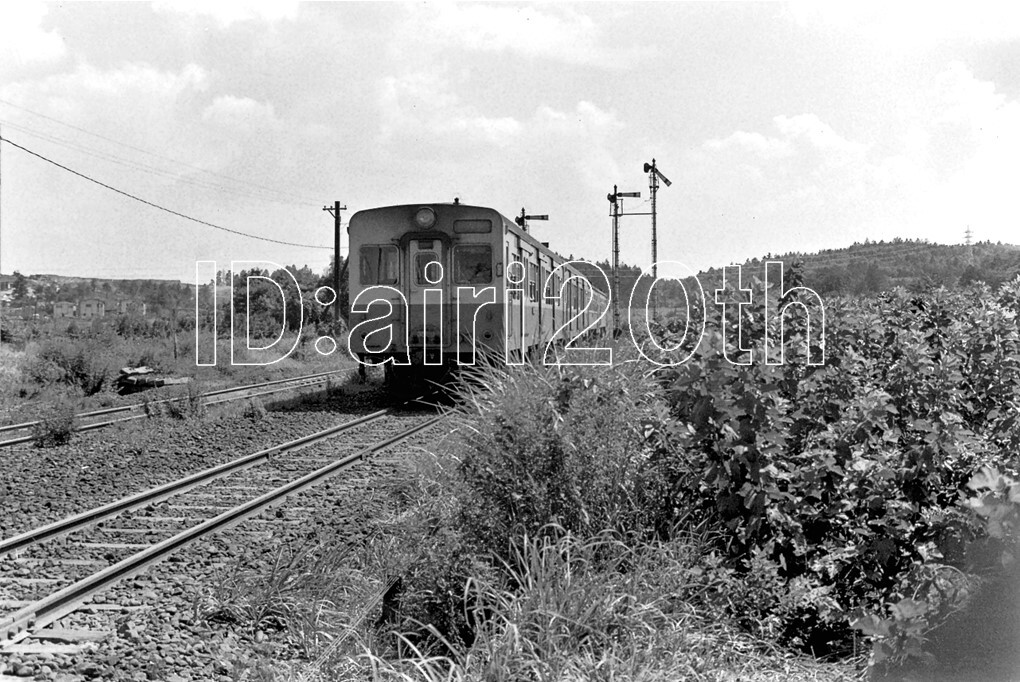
[0, 368, 351, 436]
[0, 415, 443, 646]
[0, 369, 352, 448]
[0, 408, 393, 556]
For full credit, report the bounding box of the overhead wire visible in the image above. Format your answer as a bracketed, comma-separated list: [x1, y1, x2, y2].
[0, 96, 321, 207]
[0, 119, 316, 208]
[0, 134, 332, 251]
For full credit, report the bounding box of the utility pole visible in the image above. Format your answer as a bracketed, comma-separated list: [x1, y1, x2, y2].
[514, 207, 549, 233]
[322, 201, 346, 325]
[607, 186, 640, 333]
[642, 159, 672, 321]
[964, 225, 973, 246]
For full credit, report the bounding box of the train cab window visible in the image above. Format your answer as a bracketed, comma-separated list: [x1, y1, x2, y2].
[453, 245, 492, 284]
[414, 252, 440, 286]
[359, 245, 398, 285]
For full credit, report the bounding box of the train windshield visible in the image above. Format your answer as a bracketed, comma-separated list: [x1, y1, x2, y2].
[359, 245, 399, 285]
[414, 251, 440, 286]
[453, 245, 492, 284]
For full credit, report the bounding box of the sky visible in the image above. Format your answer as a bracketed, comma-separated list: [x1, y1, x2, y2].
[1, 2, 1019, 283]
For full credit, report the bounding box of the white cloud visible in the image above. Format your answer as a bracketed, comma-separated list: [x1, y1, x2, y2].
[153, 0, 298, 27]
[0, 62, 231, 192]
[530, 101, 626, 190]
[773, 114, 867, 159]
[378, 72, 522, 149]
[202, 95, 280, 134]
[418, 4, 648, 69]
[704, 130, 792, 160]
[697, 61, 1020, 248]
[1, 63, 209, 148]
[0, 3, 66, 70]
[787, 2, 1020, 48]
[920, 63, 1020, 235]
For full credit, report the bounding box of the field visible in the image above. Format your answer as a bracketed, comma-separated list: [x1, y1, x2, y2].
[0, 316, 349, 427]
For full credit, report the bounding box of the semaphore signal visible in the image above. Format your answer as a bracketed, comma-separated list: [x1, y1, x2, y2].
[514, 208, 548, 233]
[608, 186, 641, 333]
[643, 159, 672, 322]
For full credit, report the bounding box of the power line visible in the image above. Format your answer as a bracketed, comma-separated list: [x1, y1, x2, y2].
[0, 134, 331, 251]
[0, 96, 321, 207]
[0, 118, 316, 208]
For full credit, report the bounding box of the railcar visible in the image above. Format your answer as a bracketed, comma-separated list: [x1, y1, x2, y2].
[347, 200, 608, 375]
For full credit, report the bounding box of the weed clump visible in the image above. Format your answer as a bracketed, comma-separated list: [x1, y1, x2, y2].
[166, 381, 205, 420]
[452, 358, 664, 552]
[242, 398, 268, 421]
[31, 399, 77, 447]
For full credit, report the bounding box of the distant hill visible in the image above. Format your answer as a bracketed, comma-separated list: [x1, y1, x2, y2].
[694, 239, 1020, 296]
[571, 240, 1020, 317]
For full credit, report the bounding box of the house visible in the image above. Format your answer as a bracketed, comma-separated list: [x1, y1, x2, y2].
[79, 298, 106, 319]
[53, 301, 76, 318]
[0, 275, 15, 303]
[116, 299, 147, 316]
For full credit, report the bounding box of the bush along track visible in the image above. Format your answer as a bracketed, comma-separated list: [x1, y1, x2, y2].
[646, 278, 1020, 677]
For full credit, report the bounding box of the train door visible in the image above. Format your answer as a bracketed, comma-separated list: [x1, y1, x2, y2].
[506, 238, 524, 360]
[408, 238, 447, 360]
[540, 258, 548, 346]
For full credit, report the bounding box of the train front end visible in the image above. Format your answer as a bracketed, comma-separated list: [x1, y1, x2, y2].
[347, 203, 505, 374]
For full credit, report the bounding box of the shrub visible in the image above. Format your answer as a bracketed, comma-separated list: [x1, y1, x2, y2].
[645, 281, 1020, 658]
[857, 466, 1020, 664]
[31, 399, 77, 447]
[22, 339, 113, 396]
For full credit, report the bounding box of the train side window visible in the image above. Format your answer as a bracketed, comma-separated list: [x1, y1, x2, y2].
[529, 263, 537, 301]
[453, 245, 492, 284]
[360, 245, 399, 285]
[414, 251, 439, 285]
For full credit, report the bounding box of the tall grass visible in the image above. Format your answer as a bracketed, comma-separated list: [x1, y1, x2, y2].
[450, 353, 666, 552]
[203, 354, 862, 681]
[305, 531, 861, 682]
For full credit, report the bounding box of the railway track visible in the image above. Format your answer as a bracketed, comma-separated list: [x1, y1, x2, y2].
[0, 405, 444, 652]
[0, 368, 352, 448]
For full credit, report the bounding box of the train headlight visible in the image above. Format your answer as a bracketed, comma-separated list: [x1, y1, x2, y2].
[414, 207, 437, 229]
